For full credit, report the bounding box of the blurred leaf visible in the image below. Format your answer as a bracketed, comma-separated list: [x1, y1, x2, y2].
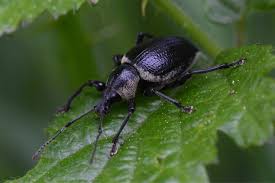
[0, 0, 92, 36]
[205, 0, 245, 24]
[8, 45, 275, 182]
[151, 0, 235, 50]
[151, 0, 222, 58]
[204, 0, 275, 25]
[247, 0, 275, 11]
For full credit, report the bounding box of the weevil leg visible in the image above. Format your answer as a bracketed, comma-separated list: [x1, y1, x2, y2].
[165, 58, 246, 89]
[151, 89, 194, 114]
[90, 115, 104, 164]
[187, 58, 245, 75]
[136, 32, 153, 45]
[112, 54, 123, 66]
[32, 107, 94, 160]
[110, 99, 135, 156]
[57, 80, 106, 113]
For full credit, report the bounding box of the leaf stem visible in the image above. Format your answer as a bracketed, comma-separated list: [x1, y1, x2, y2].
[151, 0, 222, 58]
[236, 14, 245, 47]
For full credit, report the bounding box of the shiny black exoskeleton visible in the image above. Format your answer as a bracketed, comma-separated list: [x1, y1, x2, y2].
[33, 32, 245, 162]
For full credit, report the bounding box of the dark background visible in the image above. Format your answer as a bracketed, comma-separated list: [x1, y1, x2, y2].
[0, 0, 274, 182]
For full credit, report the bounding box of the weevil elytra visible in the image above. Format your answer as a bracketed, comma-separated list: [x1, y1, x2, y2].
[33, 32, 245, 163]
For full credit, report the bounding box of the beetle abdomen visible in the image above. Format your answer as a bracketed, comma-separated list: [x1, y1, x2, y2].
[124, 37, 198, 82]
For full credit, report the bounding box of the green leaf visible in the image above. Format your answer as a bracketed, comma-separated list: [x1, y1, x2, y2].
[0, 0, 90, 36]
[9, 45, 275, 182]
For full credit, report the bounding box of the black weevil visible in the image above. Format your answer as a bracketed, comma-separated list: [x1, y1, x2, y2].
[33, 32, 245, 163]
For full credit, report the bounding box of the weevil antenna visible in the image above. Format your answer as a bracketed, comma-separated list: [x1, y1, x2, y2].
[32, 107, 95, 160]
[90, 115, 104, 164]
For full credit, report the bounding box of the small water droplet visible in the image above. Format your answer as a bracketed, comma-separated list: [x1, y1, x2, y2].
[229, 90, 236, 95]
[52, 14, 59, 20]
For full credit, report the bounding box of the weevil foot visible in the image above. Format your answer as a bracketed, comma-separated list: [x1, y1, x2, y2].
[56, 105, 70, 113]
[32, 152, 40, 161]
[110, 143, 118, 157]
[234, 58, 246, 67]
[181, 106, 194, 114]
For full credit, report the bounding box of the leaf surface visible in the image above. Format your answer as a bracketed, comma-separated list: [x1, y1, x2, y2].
[10, 45, 275, 183]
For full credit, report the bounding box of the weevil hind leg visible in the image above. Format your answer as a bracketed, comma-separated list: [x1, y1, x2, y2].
[165, 58, 246, 89]
[57, 80, 106, 113]
[153, 58, 246, 114]
[187, 58, 245, 75]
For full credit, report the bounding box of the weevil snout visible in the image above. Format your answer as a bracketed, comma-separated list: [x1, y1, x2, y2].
[95, 101, 109, 116]
[95, 90, 121, 116]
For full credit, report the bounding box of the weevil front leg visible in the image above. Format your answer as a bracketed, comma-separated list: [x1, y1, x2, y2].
[57, 80, 106, 113]
[151, 89, 194, 114]
[33, 107, 95, 160]
[110, 99, 135, 156]
[90, 115, 104, 164]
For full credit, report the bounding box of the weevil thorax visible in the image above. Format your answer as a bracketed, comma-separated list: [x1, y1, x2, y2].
[107, 64, 140, 100]
[95, 89, 121, 116]
[95, 64, 140, 116]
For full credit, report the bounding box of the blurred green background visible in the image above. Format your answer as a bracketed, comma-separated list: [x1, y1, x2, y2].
[0, 0, 274, 182]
